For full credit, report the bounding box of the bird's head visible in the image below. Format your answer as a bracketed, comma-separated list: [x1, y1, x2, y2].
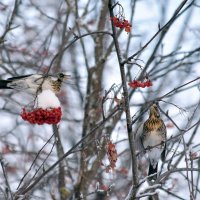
[57, 72, 71, 80]
[149, 104, 160, 118]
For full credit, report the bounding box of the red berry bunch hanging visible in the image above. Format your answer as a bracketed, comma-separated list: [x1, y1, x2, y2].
[128, 78, 153, 89]
[105, 141, 118, 172]
[110, 16, 132, 33]
[21, 107, 62, 125]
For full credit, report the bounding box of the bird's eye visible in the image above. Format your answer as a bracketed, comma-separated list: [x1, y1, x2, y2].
[59, 73, 64, 78]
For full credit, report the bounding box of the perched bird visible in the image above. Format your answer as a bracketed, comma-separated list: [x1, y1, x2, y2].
[0, 72, 70, 94]
[135, 104, 166, 180]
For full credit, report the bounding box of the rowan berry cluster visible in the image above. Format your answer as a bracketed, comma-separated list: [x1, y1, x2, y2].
[21, 107, 62, 125]
[128, 79, 153, 89]
[110, 16, 132, 33]
[106, 141, 118, 172]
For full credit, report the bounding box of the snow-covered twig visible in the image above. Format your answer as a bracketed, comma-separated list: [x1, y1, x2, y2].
[136, 184, 161, 199]
[138, 173, 158, 186]
[136, 191, 158, 198]
[139, 184, 161, 194]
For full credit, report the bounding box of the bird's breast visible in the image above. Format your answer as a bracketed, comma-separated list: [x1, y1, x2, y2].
[143, 130, 164, 149]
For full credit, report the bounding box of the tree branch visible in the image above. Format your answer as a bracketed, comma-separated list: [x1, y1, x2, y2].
[108, 1, 139, 199]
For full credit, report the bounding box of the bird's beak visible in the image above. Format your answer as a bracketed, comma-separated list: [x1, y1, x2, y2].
[63, 74, 71, 80]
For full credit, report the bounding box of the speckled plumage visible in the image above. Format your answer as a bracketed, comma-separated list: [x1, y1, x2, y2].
[135, 104, 166, 180]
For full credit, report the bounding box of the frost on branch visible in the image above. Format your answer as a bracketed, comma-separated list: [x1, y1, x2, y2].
[20, 90, 62, 125]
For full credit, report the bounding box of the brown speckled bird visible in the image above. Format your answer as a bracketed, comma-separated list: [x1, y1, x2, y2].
[135, 104, 166, 180]
[0, 72, 70, 94]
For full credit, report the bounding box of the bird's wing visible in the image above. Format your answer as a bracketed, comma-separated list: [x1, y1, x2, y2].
[161, 125, 167, 162]
[161, 143, 166, 162]
[7, 74, 33, 81]
[7, 74, 44, 92]
[134, 123, 145, 153]
[5, 74, 60, 94]
[23, 74, 46, 89]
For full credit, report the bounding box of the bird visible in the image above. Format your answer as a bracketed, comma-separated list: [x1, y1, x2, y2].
[135, 104, 166, 180]
[0, 72, 70, 95]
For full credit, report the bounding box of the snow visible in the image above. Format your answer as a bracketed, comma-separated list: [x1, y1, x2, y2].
[34, 90, 61, 109]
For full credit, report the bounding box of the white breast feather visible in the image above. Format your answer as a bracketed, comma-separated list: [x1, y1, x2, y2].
[143, 131, 164, 168]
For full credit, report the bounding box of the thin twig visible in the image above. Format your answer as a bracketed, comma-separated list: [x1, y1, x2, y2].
[122, 0, 189, 64]
[47, 31, 113, 73]
[108, 2, 138, 199]
[17, 133, 54, 190]
[0, 154, 14, 200]
[15, 106, 121, 197]
[156, 168, 200, 183]
[0, 0, 20, 42]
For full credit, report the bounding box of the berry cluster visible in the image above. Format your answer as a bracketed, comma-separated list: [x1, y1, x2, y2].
[110, 16, 132, 33]
[128, 79, 153, 89]
[21, 107, 62, 125]
[106, 141, 118, 172]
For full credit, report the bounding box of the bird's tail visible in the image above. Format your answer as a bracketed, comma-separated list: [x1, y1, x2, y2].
[148, 163, 158, 181]
[0, 80, 12, 89]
